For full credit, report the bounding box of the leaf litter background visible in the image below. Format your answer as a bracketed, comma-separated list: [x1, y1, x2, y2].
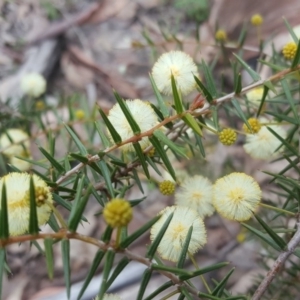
[1, 0, 300, 299]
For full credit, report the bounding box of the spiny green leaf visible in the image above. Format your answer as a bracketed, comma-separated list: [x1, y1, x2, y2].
[201, 59, 218, 98]
[38, 145, 65, 173]
[180, 286, 194, 300]
[231, 98, 250, 127]
[153, 130, 188, 158]
[241, 223, 281, 251]
[233, 53, 261, 81]
[137, 268, 152, 300]
[64, 124, 88, 155]
[61, 239, 71, 299]
[101, 226, 113, 243]
[256, 84, 269, 117]
[179, 262, 229, 280]
[194, 75, 213, 103]
[44, 238, 54, 280]
[94, 121, 110, 148]
[69, 153, 89, 164]
[98, 160, 115, 197]
[152, 264, 190, 275]
[68, 185, 92, 232]
[182, 113, 203, 136]
[283, 17, 299, 43]
[0, 248, 5, 300]
[97, 250, 115, 299]
[177, 226, 193, 268]
[254, 214, 286, 250]
[149, 73, 169, 117]
[0, 181, 9, 239]
[281, 79, 299, 122]
[29, 176, 39, 235]
[171, 74, 184, 113]
[291, 40, 300, 68]
[98, 107, 122, 144]
[234, 73, 242, 94]
[77, 250, 105, 300]
[106, 257, 130, 289]
[143, 281, 173, 300]
[149, 135, 176, 181]
[120, 215, 160, 249]
[132, 168, 144, 194]
[114, 91, 141, 134]
[133, 142, 150, 179]
[146, 213, 173, 259]
[212, 268, 235, 296]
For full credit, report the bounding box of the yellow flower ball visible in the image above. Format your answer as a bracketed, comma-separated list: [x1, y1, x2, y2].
[159, 180, 176, 195]
[219, 128, 237, 146]
[242, 118, 261, 134]
[251, 14, 263, 26]
[75, 109, 85, 120]
[215, 29, 227, 41]
[103, 198, 132, 228]
[282, 42, 297, 60]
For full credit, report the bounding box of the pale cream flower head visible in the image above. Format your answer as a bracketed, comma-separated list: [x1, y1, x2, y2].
[107, 99, 159, 152]
[95, 294, 122, 300]
[175, 175, 214, 218]
[246, 87, 264, 105]
[152, 51, 198, 96]
[21, 72, 46, 97]
[150, 206, 207, 262]
[213, 172, 262, 221]
[0, 129, 30, 157]
[0, 173, 53, 236]
[243, 118, 287, 160]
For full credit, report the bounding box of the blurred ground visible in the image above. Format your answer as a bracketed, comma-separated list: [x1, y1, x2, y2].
[1, 0, 300, 299]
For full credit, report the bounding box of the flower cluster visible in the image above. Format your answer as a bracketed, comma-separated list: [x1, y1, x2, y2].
[215, 29, 227, 41]
[107, 99, 159, 152]
[0, 129, 32, 171]
[243, 118, 261, 134]
[21, 72, 46, 98]
[213, 173, 262, 221]
[152, 51, 198, 96]
[243, 118, 286, 160]
[251, 14, 263, 26]
[219, 128, 237, 146]
[246, 87, 264, 105]
[282, 42, 297, 60]
[150, 206, 207, 262]
[103, 198, 133, 228]
[159, 180, 176, 195]
[0, 173, 53, 236]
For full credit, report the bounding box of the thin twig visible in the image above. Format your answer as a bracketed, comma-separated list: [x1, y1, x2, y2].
[252, 222, 300, 300]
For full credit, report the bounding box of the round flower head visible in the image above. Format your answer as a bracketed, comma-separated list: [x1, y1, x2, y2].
[242, 118, 261, 134]
[107, 99, 159, 152]
[95, 294, 122, 300]
[0, 173, 53, 236]
[243, 118, 287, 160]
[251, 14, 263, 26]
[213, 172, 262, 221]
[282, 42, 297, 60]
[0, 129, 30, 157]
[152, 51, 198, 96]
[219, 128, 237, 146]
[75, 109, 85, 120]
[215, 29, 227, 41]
[246, 87, 264, 105]
[103, 198, 132, 228]
[150, 206, 207, 262]
[159, 180, 176, 195]
[21, 72, 46, 98]
[175, 175, 214, 218]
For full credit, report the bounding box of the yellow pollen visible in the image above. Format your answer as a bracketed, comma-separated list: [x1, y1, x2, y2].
[228, 188, 244, 203]
[171, 223, 185, 239]
[170, 66, 180, 77]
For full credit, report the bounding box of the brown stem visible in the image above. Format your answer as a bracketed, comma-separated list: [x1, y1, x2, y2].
[252, 222, 300, 300]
